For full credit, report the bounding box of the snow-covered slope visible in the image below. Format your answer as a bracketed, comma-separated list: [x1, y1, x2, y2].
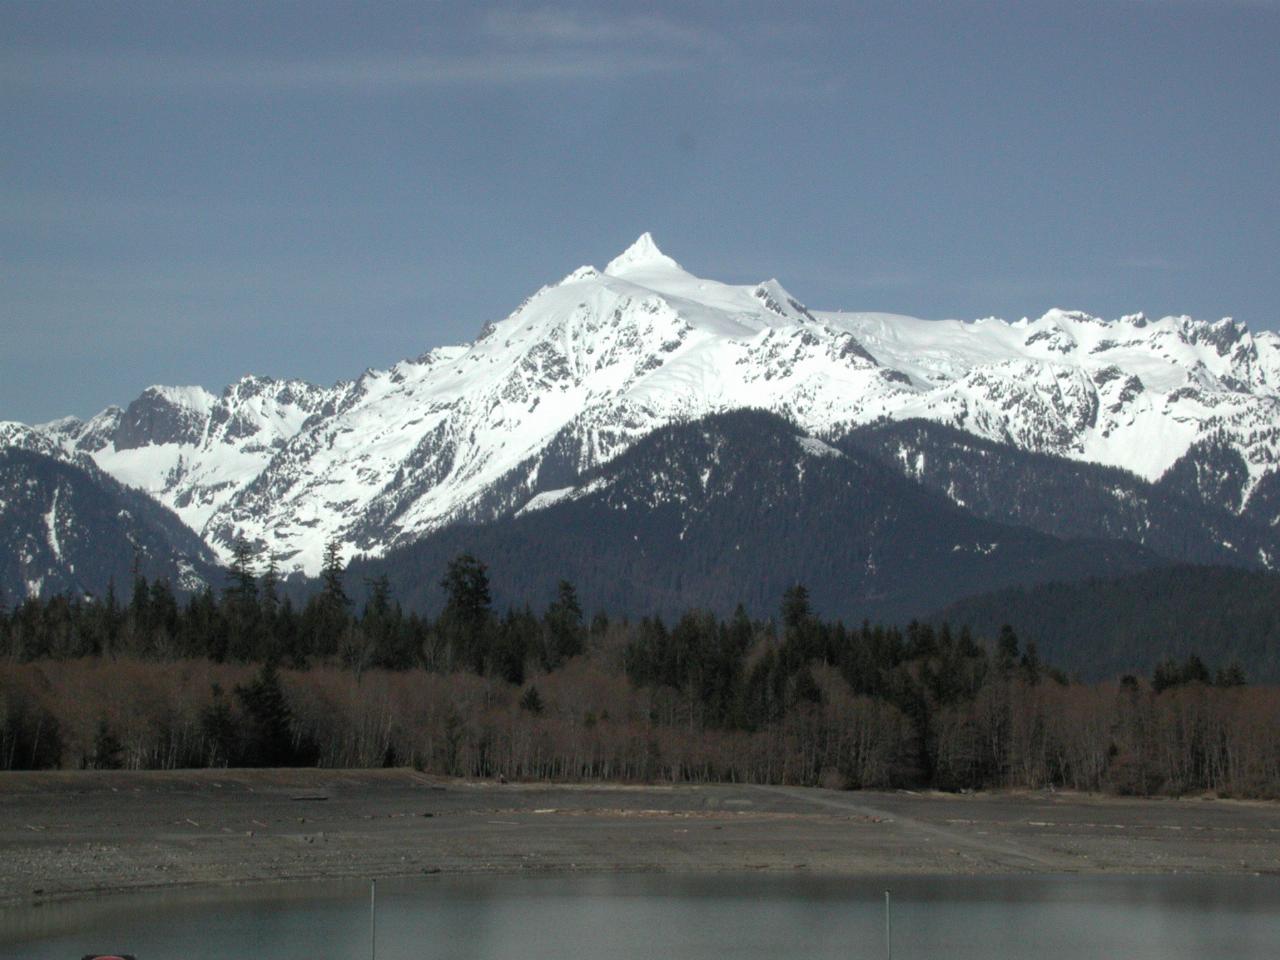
[29, 377, 334, 543]
[824, 309, 1280, 483]
[15, 233, 1280, 574]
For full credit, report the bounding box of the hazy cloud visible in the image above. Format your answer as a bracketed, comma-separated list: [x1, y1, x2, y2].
[0, 7, 737, 96]
[484, 8, 724, 50]
[0, 7, 740, 97]
[0, 48, 685, 95]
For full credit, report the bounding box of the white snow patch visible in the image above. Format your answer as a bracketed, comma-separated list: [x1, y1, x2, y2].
[797, 436, 842, 458]
[43, 485, 62, 561]
[517, 487, 576, 516]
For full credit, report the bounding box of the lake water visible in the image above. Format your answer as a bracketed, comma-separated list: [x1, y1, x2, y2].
[1, 873, 1278, 959]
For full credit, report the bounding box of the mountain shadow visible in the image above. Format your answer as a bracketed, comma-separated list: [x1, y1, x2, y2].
[0, 447, 221, 602]
[350, 409, 1161, 623]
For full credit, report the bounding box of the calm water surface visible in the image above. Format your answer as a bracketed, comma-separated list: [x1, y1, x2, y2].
[1, 873, 1278, 959]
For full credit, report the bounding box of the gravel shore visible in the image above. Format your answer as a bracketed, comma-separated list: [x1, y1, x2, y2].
[1, 769, 1277, 907]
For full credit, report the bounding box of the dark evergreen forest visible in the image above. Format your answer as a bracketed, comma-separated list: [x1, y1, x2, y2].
[842, 419, 1280, 569]
[935, 565, 1280, 681]
[3, 549, 1274, 799]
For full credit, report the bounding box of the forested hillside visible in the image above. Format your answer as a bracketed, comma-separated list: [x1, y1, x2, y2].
[346, 411, 1158, 623]
[0, 447, 220, 602]
[841, 419, 1280, 568]
[934, 565, 1280, 682]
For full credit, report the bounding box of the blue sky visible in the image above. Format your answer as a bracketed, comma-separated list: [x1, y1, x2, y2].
[3, 1, 1278, 423]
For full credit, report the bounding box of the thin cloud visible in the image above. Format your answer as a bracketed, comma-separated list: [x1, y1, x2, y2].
[483, 8, 725, 50]
[2, 9, 741, 97]
[0, 48, 684, 95]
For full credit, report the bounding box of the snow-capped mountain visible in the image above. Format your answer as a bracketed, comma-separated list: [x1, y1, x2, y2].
[8, 233, 1280, 576]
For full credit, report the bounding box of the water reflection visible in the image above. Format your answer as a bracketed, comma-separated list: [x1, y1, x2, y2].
[2, 873, 1278, 960]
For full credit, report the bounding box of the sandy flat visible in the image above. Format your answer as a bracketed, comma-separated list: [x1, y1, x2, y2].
[1, 769, 1277, 906]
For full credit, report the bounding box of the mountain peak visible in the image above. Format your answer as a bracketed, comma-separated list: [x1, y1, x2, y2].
[604, 232, 682, 275]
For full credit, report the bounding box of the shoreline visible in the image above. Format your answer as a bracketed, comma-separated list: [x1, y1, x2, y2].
[2, 769, 1277, 908]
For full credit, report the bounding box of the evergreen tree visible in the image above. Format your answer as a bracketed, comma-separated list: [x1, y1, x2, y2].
[307, 539, 351, 657]
[996, 624, 1020, 674]
[440, 554, 492, 673]
[100, 578, 121, 657]
[1182, 653, 1211, 686]
[543, 579, 585, 669]
[321, 539, 349, 610]
[127, 560, 150, 653]
[1019, 640, 1042, 686]
[1151, 658, 1179, 693]
[225, 537, 258, 606]
[143, 579, 179, 656]
[519, 684, 544, 715]
[200, 683, 238, 767]
[234, 662, 296, 766]
[91, 717, 124, 770]
[260, 555, 280, 617]
[223, 538, 261, 661]
[790, 664, 822, 707]
[781, 584, 811, 632]
[1215, 663, 1247, 687]
[360, 574, 411, 670]
[184, 586, 227, 662]
[493, 607, 531, 685]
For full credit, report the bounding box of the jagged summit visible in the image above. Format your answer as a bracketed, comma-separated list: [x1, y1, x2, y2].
[10, 234, 1280, 577]
[604, 232, 683, 275]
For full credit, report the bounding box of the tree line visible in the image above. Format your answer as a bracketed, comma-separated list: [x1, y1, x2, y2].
[1, 547, 1274, 798]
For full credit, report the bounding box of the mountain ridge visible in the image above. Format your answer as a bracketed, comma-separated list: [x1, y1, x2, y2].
[344, 409, 1161, 624]
[4, 234, 1277, 577]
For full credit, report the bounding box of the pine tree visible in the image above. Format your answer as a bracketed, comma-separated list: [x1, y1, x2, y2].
[260, 555, 280, 617]
[308, 539, 351, 657]
[234, 662, 296, 766]
[1019, 640, 1042, 686]
[781, 584, 811, 632]
[224, 538, 260, 661]
[1152, 658, 1180, 693]
[321, 539, 349, 611]
[519, 684, 544, 715]
[790, 664, 822, 707]
[225, 537, 258, 606]
[1215, 663, 1247, 687]
[101, 578, 120, 658]
[440, 554, 492, 673]
[543, 579, 585, 669]
[494, 607, 531, 685]
[91, 717, 124, 770]
[200, 683, 238, 767]
[127, 549, 150, 653]
[996, 624, 1020, 675]
[359, 573, 406, 670]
